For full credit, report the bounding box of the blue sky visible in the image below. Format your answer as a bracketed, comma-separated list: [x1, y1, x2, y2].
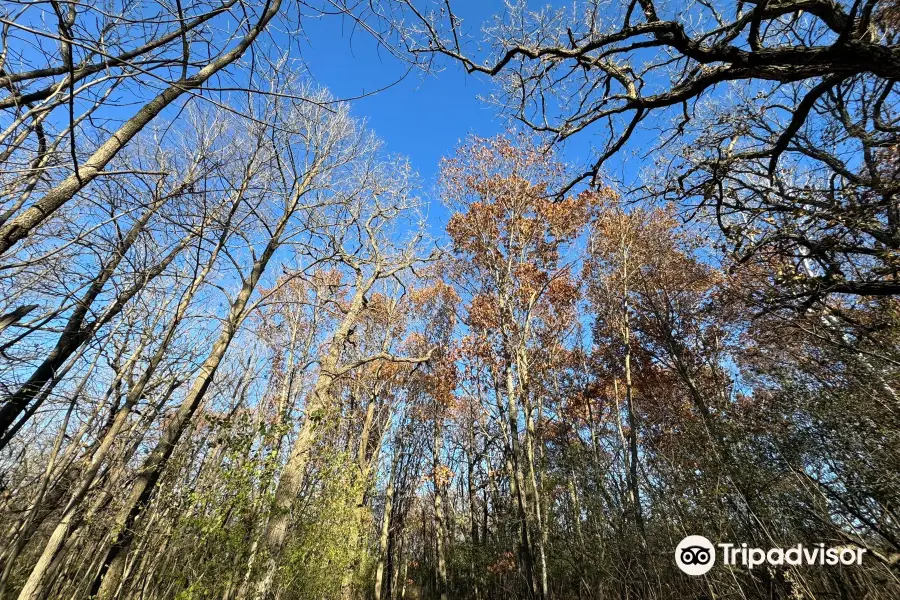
[297, 1, 504, 233]
[292, 1, 657, 235]
[293, 0, 662, 237]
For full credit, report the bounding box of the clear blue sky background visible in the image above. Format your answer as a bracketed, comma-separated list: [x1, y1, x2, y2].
[300, 1, 502, 177]
[298, 1, 503, 236]
[295, 1, 651, 235]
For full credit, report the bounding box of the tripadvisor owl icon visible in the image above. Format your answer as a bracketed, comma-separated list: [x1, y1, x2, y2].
[676, 535, 716, 576]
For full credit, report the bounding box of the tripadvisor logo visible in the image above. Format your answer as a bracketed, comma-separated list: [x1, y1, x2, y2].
[675, 536, 866, 576]
[676, 536, 716, 576]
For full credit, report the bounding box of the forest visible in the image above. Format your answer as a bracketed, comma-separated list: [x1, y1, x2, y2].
[0, 0, 898, 598]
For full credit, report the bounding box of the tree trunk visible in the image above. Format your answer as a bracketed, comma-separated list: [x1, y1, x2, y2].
[87, 216, 288, 600]
[432, 420, 449, 600]
[502, 355, 538, 599]
[253, 275, 375, 599]
[0, 0, 283, 256]
[374, 450, 399, 600]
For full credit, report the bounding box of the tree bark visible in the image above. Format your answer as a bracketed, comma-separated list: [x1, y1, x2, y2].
[0, 0, 283, 256]
[253, 274, 375, 599]
[87, 199, 291, 600]
[13, 219, 226, 600]
[432, 419, 449, 600]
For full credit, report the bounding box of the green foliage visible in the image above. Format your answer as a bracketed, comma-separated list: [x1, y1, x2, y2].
[276, 450, 374, 600]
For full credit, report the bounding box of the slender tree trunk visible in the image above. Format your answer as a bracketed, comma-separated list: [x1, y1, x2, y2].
[502, 355, 538, 599]
[432, 419, 449, 600]
[253, 275, 374, 599]
[616, 243, 644, 538]
[0, 0, 283, 256]
[398, 543, 409, 600]
[375, 450, 399, 600]
[524, 408, 549, 600]
[87, 208, 291, 600]
[623, 300, 644, 537]
[466, 420, 481, 600]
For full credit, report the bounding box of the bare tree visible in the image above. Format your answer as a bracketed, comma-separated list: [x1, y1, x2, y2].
[251, 170, 437, 599]
[0, 0, 294, 256]
[362, 0, 900, 310]
[0, 126, 223, 446]
[378, 0, 898, 184]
